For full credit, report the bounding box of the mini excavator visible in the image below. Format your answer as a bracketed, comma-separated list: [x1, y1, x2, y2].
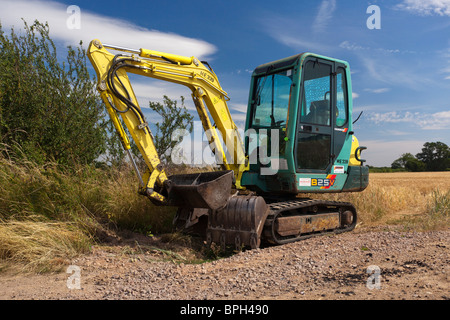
[88, 39, 369, 250]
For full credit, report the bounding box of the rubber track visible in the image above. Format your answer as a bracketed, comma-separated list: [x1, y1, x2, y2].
[262, 198, 357, 245]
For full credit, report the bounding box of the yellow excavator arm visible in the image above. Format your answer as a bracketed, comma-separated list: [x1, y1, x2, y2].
[87, 39, 247, 204]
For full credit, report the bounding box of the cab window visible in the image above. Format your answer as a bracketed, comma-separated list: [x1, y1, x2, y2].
[300, 61, 332, 126]
[336, 67, 348, 127]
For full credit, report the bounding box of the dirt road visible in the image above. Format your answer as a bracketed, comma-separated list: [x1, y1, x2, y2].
[0, 226, 448, 301]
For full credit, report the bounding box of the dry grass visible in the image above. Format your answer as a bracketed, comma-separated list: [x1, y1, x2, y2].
[0, 155, 177, 273]
[318, 172, 450, 230]
[0, 220, 91, 273]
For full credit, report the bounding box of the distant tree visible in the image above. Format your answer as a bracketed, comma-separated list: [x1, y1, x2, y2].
[416, 141, 450, 171]
[0, 19, 109, 165]
[391, 153, 417, 170]
[404, 158, 426, 172]
[148, 95, 193, 163]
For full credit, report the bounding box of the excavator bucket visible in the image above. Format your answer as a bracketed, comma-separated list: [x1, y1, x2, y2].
[166, 170, 270, 250]
[164, 170, 234, 210]
[207, 195, 269, 250]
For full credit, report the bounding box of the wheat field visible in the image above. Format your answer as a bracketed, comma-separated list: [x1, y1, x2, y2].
[319, 171, 450, 230]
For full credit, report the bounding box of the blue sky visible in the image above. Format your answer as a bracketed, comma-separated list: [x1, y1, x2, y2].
[2, 0, 450, 166]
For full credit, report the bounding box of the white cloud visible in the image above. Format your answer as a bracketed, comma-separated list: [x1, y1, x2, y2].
[339, 41, 366, 51]
[368, 111, 419, 124]
[359, 55, 432, 90]
[235, 69, 253, 75]
[396, 0, 450, 16]
[340, 42, 443, 91]
[313, 0, 336, 34]
[269, 33, 331, 53]
[230, 103, 248, 114]
[339, 41, 405, 55]
[260, 12, 332, 53]
[367, 110, 450, 130]
[438, 50, 450, 79]
[364, 88, 391, 94]
[417, 110, 450, 129]
[0, 0, 216, 59]
[353, 104, 388, 114]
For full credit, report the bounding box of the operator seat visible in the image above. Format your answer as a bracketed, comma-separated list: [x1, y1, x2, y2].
[304, 100, 330, 125]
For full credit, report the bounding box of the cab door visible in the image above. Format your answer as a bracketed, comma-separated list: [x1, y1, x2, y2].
[296, 58, 334, 173]
[333, 64, 350, 165]
[295, 57, 349, 173]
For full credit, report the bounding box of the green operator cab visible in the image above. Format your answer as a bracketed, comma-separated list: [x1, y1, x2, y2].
[240, 53, 369, 196]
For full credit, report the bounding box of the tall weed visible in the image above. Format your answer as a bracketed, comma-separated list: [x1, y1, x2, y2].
[424, 188, 450, 230]
[0, 154, 176, 272]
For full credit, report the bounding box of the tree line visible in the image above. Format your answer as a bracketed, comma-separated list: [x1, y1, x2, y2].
[391, 141, 450, 172]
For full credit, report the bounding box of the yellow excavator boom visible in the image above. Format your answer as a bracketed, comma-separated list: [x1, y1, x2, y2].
[87, 39, 247, 204]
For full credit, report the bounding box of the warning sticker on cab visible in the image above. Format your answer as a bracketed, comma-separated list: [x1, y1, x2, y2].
[299, 178, 311, 187]
[333, 165, 345, 174]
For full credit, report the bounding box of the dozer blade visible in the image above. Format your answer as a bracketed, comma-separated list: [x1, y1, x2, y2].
[164, 170, 234, 211]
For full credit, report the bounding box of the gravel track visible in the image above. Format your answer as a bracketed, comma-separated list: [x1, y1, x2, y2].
[1, 226, 448, 301]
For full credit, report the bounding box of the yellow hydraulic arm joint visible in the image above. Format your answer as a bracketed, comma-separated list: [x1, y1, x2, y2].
[87, 39, 248, 204]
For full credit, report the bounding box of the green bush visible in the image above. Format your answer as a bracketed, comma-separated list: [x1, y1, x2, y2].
[0, 20, 109, 166]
